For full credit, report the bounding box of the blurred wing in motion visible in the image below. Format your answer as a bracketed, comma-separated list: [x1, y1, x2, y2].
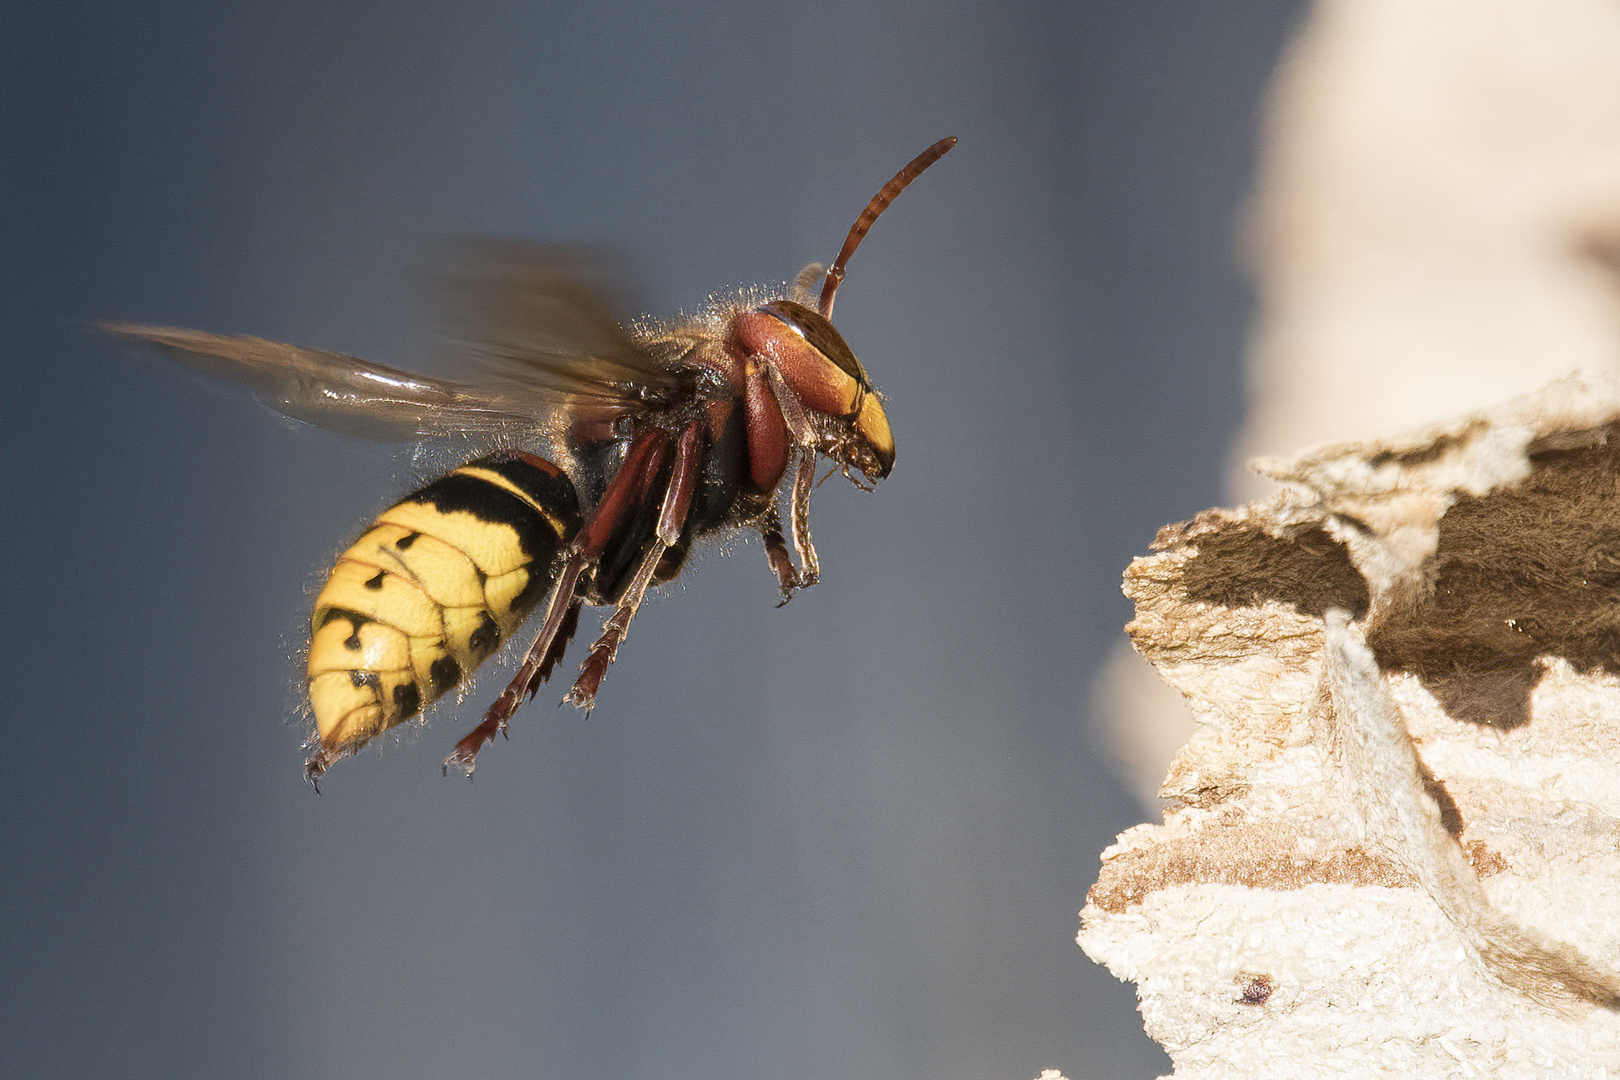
[437, 240, 689, 405]
[100, 324, 555, 440]
[103, 245, 692, 442]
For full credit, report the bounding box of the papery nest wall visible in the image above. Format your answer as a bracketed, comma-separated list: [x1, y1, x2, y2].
[1080, 378, 1620, 1077]
[1079, 1, 1620, 1072]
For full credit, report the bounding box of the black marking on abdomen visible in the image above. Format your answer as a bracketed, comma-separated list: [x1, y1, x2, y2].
[392, 682, 422, 720]
[405, 454, 583, 565]
[476, 453, 580, 512]
[315, 609, 370, 650]
[429, 656, 461, 696]
[469, 612, 500, 660]
[511, 566, 548, 614]
[317, 608, 368, 632]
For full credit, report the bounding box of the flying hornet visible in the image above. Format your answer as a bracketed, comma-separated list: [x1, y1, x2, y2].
[106, 137, 955, 781]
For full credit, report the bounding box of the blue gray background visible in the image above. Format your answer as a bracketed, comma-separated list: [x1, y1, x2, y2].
[3, 2, 1300, 1077]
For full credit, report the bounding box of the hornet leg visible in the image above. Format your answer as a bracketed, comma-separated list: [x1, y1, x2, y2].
[760, 507, 800, 606]
[787, 448, 820, 589]
[567, 421, 704, 710]
[443, 560, 586, 773]
[760, 450, 822, 606]
[444, 428, 674, 774]
[763, 364, 821, 598]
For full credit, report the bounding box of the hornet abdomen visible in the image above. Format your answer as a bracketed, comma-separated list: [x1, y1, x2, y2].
[306, 452, 582, 765]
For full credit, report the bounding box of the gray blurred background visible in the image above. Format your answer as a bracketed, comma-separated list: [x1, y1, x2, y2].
[1, 2, 1300, 1077]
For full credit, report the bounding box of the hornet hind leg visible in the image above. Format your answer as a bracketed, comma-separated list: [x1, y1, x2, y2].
[566, 420, 703, 710]
[445, 421, 702, 773]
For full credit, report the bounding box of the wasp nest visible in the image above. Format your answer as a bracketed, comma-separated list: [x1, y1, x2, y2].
[1080, 376, 1620, 1076]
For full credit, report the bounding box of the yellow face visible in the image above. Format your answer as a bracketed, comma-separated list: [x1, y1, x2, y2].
[854, 393, 895, 480]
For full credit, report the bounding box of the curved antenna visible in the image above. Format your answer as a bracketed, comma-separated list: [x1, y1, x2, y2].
[819, 136, 957, 319]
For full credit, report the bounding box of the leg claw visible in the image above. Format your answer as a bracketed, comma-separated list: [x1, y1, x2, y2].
[444, 715, 505, 776]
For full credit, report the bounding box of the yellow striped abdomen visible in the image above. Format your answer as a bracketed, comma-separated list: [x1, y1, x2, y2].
[306, 453, 582, 767]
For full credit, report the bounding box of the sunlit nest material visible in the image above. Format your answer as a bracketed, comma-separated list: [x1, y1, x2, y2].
[1082, 374, 1620, 1077]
